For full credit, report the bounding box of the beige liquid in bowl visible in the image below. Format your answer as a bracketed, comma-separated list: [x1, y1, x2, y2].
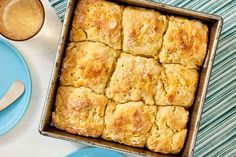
[0, 0, 44, 40]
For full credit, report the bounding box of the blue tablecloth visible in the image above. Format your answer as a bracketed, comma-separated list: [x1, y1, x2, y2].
[49, 0, 236, 156]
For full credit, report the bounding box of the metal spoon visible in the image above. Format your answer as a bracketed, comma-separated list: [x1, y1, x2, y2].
[0, 80, 25, 111]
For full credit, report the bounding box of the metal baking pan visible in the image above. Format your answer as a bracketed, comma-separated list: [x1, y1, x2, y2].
[39, 0, 223, 156]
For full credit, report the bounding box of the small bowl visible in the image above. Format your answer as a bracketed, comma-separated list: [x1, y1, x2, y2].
[0, 0, 45, 41]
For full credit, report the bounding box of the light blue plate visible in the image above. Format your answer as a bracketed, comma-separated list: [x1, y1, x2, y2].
[66, 147, 125, 157]
[0, 38, 31, 135]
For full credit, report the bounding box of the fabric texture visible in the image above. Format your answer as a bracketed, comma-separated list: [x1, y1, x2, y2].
[49, 0, 236, 156]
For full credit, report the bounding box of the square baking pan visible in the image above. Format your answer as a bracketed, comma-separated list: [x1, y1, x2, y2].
[39, 0, 223, 156]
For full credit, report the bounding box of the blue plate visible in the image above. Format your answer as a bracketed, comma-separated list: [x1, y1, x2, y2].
[0, 38, 31, 135]
[66, 147, 125, 157]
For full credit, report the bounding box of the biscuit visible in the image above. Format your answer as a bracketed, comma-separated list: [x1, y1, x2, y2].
[52, 86, 108, 137]
[147, 106, 189, 154]
[60, 41, 119, 94]
[122, 7, 167, 57]
[102, 101, 156, 147]
[159, 16, 208, 69]
[155, 64, 199, 107]
[106, 53, 161, 105]
[70, 0, 122, 49]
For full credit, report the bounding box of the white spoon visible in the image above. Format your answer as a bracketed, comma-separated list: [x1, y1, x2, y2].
[0, 80, 25, 111]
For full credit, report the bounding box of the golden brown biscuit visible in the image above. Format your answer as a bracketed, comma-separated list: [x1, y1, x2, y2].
[70, 0, 122, 49]
[102, 101, 156, 147]
[122, 7, 167, 57]
[106, 53, 161, 105]
[147, 106, 189, 154]
[60, 41, 119, 94]
[52, 86, 108, 137]
[159, 16, 208, 69]
[155, 64, 199, 107]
